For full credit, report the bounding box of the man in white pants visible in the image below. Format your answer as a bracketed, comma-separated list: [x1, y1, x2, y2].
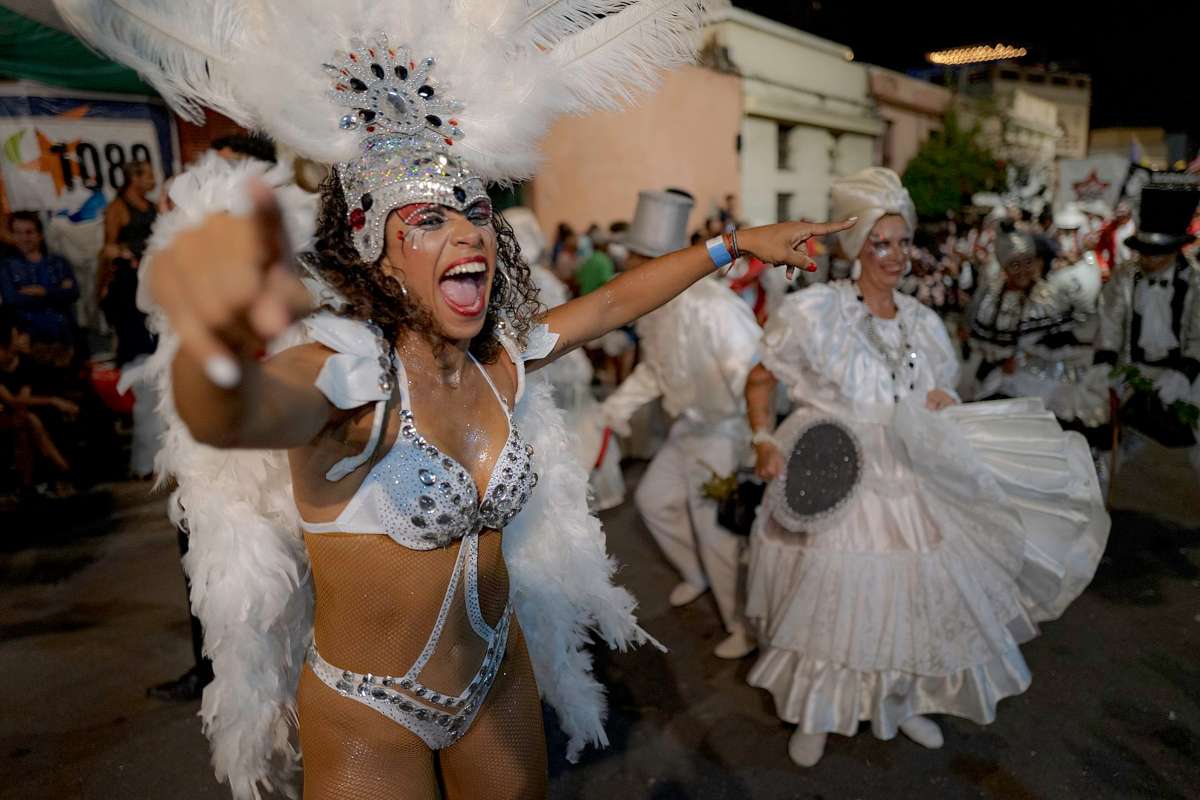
[602, 189, 762, 659]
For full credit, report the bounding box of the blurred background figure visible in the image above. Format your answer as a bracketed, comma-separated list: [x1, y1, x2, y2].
[505, 206, 625, 511]
[551, 221, 579, 287]
[1094, 178, 1200, 487]
[602, 189, 761, 660]
[0, 211, 80, 363]
[0, 309, 79, 501]
[100, 162, 159, 479]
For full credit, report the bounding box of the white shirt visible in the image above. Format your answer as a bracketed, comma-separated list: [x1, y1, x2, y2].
[602, 277, 762, 431]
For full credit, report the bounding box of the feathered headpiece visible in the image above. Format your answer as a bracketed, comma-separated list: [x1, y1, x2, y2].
[55, 0, 704, 260]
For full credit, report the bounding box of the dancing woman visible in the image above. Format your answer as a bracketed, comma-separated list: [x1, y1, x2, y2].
[743, 168, 1109, 767]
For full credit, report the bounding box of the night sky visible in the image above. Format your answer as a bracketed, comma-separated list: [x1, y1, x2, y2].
[736, 0, 1196, 146]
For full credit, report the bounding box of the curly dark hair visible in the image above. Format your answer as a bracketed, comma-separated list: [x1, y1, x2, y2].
[302, 171, 542, 364]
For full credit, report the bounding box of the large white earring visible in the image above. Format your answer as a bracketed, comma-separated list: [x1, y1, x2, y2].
[851, 259, 862, 280]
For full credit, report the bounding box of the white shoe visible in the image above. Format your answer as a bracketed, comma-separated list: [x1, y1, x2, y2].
[713, 628, 756, 659]
[899, 716, 944, 749]
[787, 729, 827, 767]
[668, 581, 707, 607]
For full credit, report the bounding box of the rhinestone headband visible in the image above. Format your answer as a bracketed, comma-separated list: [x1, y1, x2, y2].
[326, 33, 486, 262]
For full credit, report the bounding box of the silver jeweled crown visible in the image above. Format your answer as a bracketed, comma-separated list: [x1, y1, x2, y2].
[325, 33, 487, 262]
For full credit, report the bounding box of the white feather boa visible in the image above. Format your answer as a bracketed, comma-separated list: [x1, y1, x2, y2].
[140, 155, 652, 798]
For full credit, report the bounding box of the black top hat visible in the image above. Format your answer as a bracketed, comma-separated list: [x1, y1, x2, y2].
[1125, 174, 1200, 255]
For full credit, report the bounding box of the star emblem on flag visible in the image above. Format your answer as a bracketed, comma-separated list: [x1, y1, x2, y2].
[1072, 169, 1110, 202]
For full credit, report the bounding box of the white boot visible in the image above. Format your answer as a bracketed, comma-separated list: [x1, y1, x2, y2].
[668, 580, 707, 607]
[899, 715, 944, 749]
[787, 729, 827, 767]
[713, 626, 756, 659]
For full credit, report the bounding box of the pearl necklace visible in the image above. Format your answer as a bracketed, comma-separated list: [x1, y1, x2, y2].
[854, 284, 918, 403]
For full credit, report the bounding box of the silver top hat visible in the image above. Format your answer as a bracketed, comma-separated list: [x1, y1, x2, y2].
[625, 190, 694, 258]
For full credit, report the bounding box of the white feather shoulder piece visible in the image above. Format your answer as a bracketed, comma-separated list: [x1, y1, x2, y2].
[140, 154, 318, 800]
[505, 367, 657, 762]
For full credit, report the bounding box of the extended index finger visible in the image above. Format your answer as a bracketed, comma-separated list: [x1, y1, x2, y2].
[248, 179, 292, 270]
[802, 216, 858, 236]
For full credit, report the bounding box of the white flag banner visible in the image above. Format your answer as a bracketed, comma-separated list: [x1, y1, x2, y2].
[1056, 155, 1130, 211]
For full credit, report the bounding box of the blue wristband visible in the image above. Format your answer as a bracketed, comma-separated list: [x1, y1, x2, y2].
[706, 235, 733, 269]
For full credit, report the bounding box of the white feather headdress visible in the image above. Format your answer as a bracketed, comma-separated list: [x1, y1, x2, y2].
[56, 0, 703, 258]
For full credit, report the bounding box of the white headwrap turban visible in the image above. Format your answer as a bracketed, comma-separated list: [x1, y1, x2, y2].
[830, 167, 917, 260]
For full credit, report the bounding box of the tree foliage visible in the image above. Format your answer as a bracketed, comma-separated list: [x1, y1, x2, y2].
[902, 109, 1006, 219]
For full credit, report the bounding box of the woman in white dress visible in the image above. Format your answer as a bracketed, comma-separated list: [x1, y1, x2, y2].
[743, 168, 1110, 767]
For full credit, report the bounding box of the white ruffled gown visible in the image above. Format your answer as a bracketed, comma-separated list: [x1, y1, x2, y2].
[746, 281, 1110, 739]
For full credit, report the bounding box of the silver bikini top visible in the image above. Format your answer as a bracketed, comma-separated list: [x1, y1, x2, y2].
[299, 314, 546, 547]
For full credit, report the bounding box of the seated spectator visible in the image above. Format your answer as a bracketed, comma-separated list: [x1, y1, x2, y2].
[0, 312, 79, 499]
[0, 211, 80, 352]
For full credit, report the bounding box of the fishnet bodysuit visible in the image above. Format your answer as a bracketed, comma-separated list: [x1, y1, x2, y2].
[299, 532, 546, 799]
[296, 343, 546, 797]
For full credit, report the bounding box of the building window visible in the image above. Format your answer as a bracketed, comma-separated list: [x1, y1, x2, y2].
[999, 69, 1020, 81]
[776, 192, 793, 222]
[777, 123, 795, 171]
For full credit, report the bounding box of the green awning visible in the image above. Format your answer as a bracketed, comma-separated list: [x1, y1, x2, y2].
[0, 7, 153, 95]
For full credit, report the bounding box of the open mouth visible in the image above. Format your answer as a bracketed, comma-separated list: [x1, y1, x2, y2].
[438, 257, 489, 317]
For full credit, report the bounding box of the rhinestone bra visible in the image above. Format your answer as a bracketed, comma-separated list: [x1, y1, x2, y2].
[300, 349, 537, 547]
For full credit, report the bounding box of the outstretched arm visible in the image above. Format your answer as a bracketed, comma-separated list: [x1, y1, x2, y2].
[149, 184, 331, 450]
[171, 342, 339, 450]
[529, 219, 855, 370]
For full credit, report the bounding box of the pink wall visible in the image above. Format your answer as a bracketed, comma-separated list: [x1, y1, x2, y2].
[868, 67, 951, 175]
[529, 65, 743, 240]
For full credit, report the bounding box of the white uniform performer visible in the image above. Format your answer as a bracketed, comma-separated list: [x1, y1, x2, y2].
[1093, 178, 1200, 479]
[745, 168, 1111, 766]
[602, 190, 762, 659]
[504, 207, 625, 510]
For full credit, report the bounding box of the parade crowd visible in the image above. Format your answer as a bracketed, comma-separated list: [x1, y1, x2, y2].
[4, 0, 1199, 792]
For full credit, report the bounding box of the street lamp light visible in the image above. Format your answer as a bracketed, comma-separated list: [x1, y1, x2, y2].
[926, 43, 1027, 66]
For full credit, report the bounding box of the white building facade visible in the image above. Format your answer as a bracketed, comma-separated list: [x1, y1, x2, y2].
[704, 7, 884, 224]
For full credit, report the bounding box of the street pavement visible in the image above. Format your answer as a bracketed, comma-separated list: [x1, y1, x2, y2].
[1, 440, 1197, 800]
